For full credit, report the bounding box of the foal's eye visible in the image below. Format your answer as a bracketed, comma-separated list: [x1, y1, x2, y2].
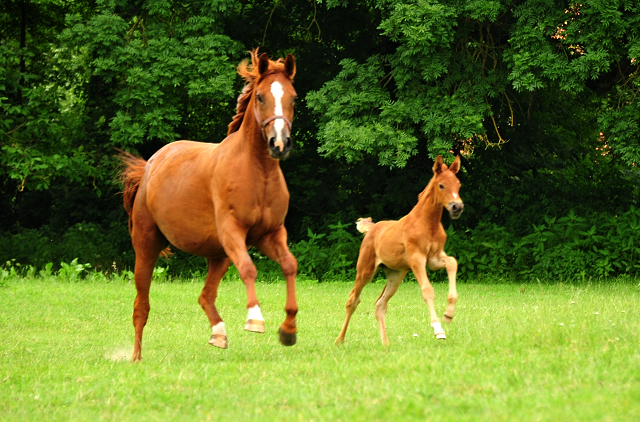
[439, 184, 445, 190]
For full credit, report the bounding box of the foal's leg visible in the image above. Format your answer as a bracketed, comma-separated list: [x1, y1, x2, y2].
[428, 252, 459, 323]
[199, 257, 231, 348]
[375, 269, 407, 346]
[410, 254, 446, 340]
[257, 227, 298, 346]
[335, 243, 377, 345]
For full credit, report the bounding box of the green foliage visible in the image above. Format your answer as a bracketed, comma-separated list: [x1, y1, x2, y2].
[447, 207, 640, 281]
[58, 258, 91, 281]
[289, 221, 361, 282]
[0, 221, 133, 273]
[60, 1, 243, 148]
[2, 0, 640, 285]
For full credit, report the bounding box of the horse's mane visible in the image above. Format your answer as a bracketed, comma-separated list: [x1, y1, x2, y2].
[227, 49, 296, 136]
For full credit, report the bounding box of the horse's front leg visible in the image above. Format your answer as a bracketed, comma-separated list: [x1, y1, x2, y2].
[429, 252, 458, 323]
[410, 254, 446, 340]
[218, 224, 265, 334]
[257, 227, 298, 346]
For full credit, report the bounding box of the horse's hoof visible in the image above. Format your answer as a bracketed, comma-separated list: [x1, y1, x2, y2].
[209, 333, 228, 349]
[244, 319, 265, 333]
[435, 332, 447, 340]
[278, 328, 296, 346]
[443, 314, 454, 323]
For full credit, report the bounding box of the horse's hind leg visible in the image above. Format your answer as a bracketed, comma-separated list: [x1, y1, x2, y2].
[335, 243, 377, 345]
[130, 203, 168, 362]
[131, 255, 157, 362]
[199, 257, 231, 348]
[257, 227, 298, 346]
[375, 269, 407, 346]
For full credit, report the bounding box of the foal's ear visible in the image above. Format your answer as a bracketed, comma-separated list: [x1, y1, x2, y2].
[258, 53, 270, 75]
[284, 54, 296, 80]
[433, 155, 447, 174]
[449, 155, 461, 174]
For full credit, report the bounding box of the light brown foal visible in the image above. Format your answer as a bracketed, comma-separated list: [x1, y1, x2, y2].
[336, 155, 464, 345]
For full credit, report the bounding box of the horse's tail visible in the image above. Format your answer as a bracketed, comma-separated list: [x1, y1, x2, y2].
[117, 150, 173, 259]
[356, 217, 375, 233]
[117, 150, 146, 223]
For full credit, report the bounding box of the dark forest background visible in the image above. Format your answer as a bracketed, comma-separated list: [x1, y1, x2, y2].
[1, 0, 639, 281]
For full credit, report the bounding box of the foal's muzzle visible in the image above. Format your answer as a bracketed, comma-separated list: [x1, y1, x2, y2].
[448, 201, 464, 219]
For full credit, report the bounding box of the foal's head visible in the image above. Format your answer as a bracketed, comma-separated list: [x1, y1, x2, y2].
[432, 155, 464, 219]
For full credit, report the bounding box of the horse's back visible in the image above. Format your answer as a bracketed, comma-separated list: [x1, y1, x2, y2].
[141, 140, 226, 257]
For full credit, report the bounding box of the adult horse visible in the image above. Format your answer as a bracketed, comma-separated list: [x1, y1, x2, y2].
[335, 156, 464, 346]
[119, 50, 298, 362]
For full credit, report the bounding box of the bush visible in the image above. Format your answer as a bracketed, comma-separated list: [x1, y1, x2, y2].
[447, 207, 640, 281]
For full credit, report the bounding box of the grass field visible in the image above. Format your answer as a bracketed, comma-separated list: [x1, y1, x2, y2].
[1, 275, 639, 421]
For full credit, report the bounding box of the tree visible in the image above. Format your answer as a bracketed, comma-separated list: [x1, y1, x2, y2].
[307, 0, 640, 168]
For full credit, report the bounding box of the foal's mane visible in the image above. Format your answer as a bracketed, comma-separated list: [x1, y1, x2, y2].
[227, 49, 296, 136]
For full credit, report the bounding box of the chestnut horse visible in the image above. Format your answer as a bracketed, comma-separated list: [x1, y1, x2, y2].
[335, 155, 464, 346]
[118, 50, 298, 362]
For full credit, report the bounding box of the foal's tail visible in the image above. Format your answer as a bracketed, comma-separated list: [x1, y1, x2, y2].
[356, 217, 375, 233]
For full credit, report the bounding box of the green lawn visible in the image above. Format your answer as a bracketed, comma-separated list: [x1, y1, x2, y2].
[1, 276, 639, 421]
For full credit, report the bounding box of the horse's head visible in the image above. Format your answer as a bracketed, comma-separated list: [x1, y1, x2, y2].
[433, 155, 464, 219]
[253, 52, 297, 160]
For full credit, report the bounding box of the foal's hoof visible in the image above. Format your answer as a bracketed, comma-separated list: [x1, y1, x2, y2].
[244, 319, 265, 333]
[209, 334, 228, 349]
[443, 314, 454, 323]
[278, 328, 297, 346]
[435, 332, 447, 340]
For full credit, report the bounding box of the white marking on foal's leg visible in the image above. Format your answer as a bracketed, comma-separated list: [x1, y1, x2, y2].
[245, 305, 265, 333]
[270, 81, 285, 149]
[431, 322, 446, 340]
[209, 321, 228, 348]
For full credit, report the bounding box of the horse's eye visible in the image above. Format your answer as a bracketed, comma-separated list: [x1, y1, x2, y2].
[256, 94, 264, 104]
[439, 184, 444, 190]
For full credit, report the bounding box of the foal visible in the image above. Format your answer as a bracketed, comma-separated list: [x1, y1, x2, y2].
[335, 155, 464, 345]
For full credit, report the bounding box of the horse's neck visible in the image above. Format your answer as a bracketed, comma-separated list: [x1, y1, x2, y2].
[408, 180, 443, 229]
[236, 102, 278, 169]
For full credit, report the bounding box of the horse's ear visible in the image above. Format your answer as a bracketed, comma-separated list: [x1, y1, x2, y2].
[449, 155, 461, 174]
[284, 54, 296, 80]
[258, 53, 270, 75]
[433, 155, 446, 174]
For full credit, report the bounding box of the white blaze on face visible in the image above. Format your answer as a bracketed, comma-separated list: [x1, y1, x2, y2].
[453, 193, 458, 199]
[270, 81, 285, 149]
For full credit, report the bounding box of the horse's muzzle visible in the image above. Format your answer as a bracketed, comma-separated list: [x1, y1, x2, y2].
[448, 201, 464, 219]
[268, 135, 292, 160]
